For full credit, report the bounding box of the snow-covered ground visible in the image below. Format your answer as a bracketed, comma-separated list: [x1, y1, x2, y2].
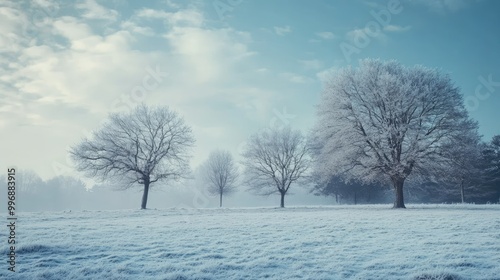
[1, 204, 499, 280]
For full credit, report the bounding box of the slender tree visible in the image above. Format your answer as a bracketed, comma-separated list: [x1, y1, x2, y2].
[242, 126, 310, 208]
[70, 104, 195, 209]
[439, 130, 482, 203]
[203, 150, 239, 207]
[312, 59, 478, 208]
[479, 135, 500, 202]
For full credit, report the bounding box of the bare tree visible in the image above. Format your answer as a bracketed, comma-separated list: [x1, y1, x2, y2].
[440, 130, 482, 203]
[70, 104, 195, 209]
[478, 135, 500, 203]
[312, 59, 478, 208]
[202, 150, 238, 207]
[17, 169, 44, 193]
[242, 126, 310, 208]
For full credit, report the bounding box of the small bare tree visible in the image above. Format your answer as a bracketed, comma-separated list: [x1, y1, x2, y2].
[242, 126, 310, 208]
[203, 150, 239, 207]
[440, 130, 482, 203]
[70, 104, 195, 209]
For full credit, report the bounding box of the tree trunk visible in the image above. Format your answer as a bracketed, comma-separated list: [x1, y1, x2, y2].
[219, 193, 223, 207]
[280, 191, 285, 208]
[141, 180, 150, 210]
[460, 178, 465, 203]
[392, 177, 406, 208]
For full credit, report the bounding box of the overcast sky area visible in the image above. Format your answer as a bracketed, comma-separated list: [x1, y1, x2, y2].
[1, 0, 500, 208]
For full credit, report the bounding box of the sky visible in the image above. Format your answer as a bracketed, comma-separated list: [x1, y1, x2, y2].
[1, 0, 500, 207]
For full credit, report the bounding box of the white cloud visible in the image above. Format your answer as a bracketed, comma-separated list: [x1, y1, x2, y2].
[136, 8, 204, 27]
[120, 21, 155, 36]
[33, 0, 59, 9]
[345, 24, 409, 45]
[52, 16, 134, 53]
[163, 0, 181, 9]
[136, 8, 170, 19]
[274, 25, 291, 36]
[53, 16, 93, 41]
[0, 2, 297, 180]
[316, 31, 335, 40]
[316, 66, 340, 84]
[0, 6, 27, 53]
[164, 25, 254, 83]
[76, 0, 118, 21]
[363, 1, 382, 8]
[298, 59, 323, 71]
[346, 27, 387, 43]
[406, 0, 467, 13]
[281, 72, 314, 84]
[384, 25, 412, 32]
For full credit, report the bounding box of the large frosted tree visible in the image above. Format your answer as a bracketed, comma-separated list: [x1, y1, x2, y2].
[312, 59, 478, 208]
[71, 104, 195, 209]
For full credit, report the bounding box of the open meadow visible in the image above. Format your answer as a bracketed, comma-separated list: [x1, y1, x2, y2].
[1, 204, 499, 280]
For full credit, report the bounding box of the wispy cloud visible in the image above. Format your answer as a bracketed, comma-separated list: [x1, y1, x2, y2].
[405, 0, 468, 14]
[33, 0, 59, 9]
[0, 1, 281, 178]
[1, 3, 259, 127]
[384, 25, 412, 32]
[316, 66, 340, 83]
[136, 8, 170, 19]
[163, 0, 181, 9]
[315, 31, 335, 40]
[344, 24, 409, 46]
[120, 21, 155, 36]
[363, 1, 382, 9]
[136, 8, 204, 27]
[281, 72, 313, 83]
[76, 0, 118, 21]
[298, 59, 323, 70]
[274, 25, 291, 36]
[346, 27, 387, 43]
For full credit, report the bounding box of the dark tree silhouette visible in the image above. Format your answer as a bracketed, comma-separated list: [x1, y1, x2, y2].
[312, 175, 387, 204]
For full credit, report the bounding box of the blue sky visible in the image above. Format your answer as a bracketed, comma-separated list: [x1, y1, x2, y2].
[1, 0, 499, 194]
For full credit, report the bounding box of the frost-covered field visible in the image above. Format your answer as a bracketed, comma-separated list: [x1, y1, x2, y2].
[2, 205, 500, 280]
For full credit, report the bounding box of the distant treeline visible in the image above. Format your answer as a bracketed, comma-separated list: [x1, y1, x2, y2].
[312, 135, 500, 205]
